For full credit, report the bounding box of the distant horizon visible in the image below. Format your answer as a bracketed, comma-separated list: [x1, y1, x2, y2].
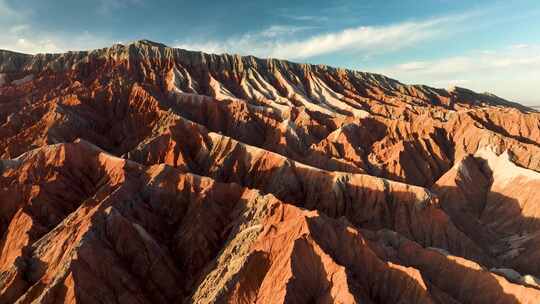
[0, 0, 538, 105]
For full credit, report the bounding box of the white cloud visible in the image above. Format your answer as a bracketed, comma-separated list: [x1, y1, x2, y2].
[9, 24, 30, 34]
[279, 15, 329, 22]
[376, 46, 540, 105]
[269, 20, 437, 59]
[259, 25, 316, 38]
[174, 24, 317, 56]
[510, 44, 530, 50]
[0, 24, 114, 54]
[0, 1, 114, 54]
[12, 37, 62, 54]
[174, 11, 477, 60]
[379, 47, 540, 76]
[174, 41, 227, 55]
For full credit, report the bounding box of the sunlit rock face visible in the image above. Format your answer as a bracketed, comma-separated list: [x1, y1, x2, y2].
[1, 40, 540, 303]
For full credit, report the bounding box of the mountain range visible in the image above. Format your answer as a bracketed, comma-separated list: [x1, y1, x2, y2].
[0, 40, 540, 303]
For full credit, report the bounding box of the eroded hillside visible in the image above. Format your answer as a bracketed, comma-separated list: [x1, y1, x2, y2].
[1, 40, 539, 303]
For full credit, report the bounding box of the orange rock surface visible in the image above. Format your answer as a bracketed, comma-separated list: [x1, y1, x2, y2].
[1, 40, 539, 303]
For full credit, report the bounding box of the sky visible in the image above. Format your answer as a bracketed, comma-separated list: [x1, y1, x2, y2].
[0, 0, 539, 105]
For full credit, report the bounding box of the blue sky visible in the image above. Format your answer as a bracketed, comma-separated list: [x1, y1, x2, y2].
[1, 0, 539, 105]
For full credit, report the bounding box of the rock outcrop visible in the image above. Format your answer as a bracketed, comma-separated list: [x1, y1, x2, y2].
[0, 40, 539, 303]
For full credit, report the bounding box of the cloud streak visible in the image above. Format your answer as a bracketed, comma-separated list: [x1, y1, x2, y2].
[376, 45, 540, 105]
[279, 14, 329, 23]
[174, 12, 477, 59]
[383, 48, 540, 76]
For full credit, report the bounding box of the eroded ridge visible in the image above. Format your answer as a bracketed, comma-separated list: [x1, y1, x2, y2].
[1, 41, 539, 303]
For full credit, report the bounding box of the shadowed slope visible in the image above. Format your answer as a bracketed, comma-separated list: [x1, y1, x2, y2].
[0, 41, 539, 303]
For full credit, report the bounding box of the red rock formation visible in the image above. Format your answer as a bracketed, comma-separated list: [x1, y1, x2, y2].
[0, 40, 539, 303]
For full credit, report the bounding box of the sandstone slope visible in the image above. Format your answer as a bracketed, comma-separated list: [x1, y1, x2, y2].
[0, 40, 539, 303]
